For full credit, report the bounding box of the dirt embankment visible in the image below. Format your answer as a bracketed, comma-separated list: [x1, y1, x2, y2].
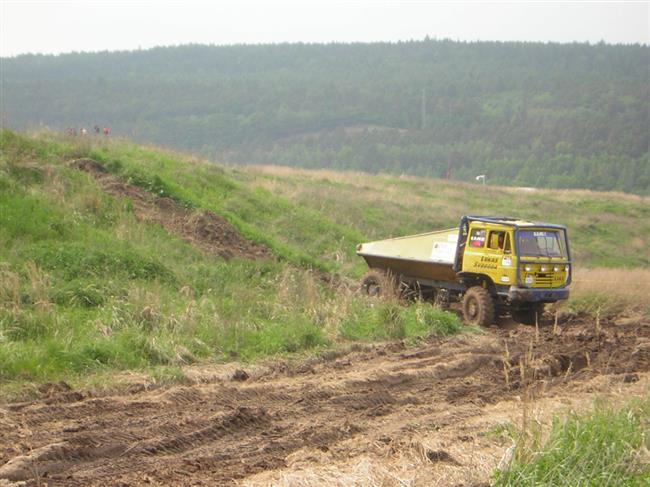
[0, 316, 648, 486]
[70, 158, 269, 261]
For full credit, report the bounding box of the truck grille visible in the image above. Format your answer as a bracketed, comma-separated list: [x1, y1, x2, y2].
[534, 273, 553, 287]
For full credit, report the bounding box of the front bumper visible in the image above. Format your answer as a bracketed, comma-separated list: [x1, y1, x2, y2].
[508, 287, 569, 303]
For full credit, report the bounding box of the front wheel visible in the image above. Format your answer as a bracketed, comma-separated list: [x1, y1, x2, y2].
[462, 286, 495, 327]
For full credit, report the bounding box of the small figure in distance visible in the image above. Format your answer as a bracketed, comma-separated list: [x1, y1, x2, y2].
[103, 127, 109, 136]
[94, 125, 100, 134]
[81, 127, 88, 136]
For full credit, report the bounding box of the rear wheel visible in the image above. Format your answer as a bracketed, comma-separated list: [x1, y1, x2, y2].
[360, 269, 395, 297]
[462, 286, 495, 327]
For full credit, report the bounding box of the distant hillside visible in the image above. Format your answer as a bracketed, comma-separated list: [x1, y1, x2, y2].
[2, 40, 649, 194]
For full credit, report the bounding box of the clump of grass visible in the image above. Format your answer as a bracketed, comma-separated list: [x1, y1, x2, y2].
[339, 300, 462, 341]
[494, 397, 650, 486]
[23, 242, 177, 284]
[0, 265, 21, 310]
[51, 279, 109, 308]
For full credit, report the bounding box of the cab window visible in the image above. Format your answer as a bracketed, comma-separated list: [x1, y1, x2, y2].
[517, 230, 564, 258]
[469, 228, 486, 247]
[503, 233, 512, 253]
[487, 231, 510, 253]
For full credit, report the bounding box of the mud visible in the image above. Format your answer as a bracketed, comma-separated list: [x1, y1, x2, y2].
[0, 317, 648, 486]
[70, 158, 269, 260]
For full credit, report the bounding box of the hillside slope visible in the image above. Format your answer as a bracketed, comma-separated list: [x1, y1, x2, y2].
[0, 130, 648, 390]
[2, 41, 649, 193]
[0, 130, 460, 388]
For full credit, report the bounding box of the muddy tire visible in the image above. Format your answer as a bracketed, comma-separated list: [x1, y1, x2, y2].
[360, 269, 395, 297]
[461, 286, 495, 327]
[511, 304, 545, 325]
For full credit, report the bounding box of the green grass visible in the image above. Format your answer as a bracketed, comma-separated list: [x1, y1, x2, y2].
[0, 129, 464, 390]
[240, 166, 650, 270]
[339, 300, 462, 341]
[494, 398, 650, 486]
[1, 129, 648, 392]
[87, 142, 364, 274]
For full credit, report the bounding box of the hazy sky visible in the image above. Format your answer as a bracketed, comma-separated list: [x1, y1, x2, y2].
[1, 1, 648, 57]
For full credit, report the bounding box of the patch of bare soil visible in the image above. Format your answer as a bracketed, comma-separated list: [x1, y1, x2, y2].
[70, 158, 269, 260]
[0, 317, 648, 486]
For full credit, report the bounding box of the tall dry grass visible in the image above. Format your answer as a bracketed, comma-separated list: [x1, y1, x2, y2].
[568, 268, 650, 317]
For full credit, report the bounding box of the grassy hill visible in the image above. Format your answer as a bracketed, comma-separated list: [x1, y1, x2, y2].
[236, 166, 650, 270]
[1, 130, 648, 393]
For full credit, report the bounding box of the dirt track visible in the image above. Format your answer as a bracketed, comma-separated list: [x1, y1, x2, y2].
[70, 158, 269, 260]
[1, 316, 648, 486]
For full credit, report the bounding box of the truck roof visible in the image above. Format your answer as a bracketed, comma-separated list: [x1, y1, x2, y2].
[463, 215, 567, 230]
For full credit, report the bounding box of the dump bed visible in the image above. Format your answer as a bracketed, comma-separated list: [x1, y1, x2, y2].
[356, 228, 460, 282]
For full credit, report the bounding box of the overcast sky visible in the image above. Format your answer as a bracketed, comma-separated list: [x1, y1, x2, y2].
[1, 1, 648, 57]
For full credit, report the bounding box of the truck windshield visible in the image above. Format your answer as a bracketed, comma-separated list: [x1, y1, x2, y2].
[517, 230, 566, 258]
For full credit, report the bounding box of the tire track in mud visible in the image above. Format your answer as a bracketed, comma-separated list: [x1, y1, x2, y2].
[1, 317, 648, 486]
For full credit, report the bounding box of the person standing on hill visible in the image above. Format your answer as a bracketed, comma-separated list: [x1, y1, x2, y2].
[103, 127, 110, 136]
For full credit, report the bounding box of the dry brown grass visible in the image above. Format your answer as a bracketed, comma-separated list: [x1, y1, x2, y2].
[568, 268, 650, 317]
[25, 262, 50, 312]
[572, 268, 650, 303]
[0, 264, 21, 311]
[245, 164, 650, 204]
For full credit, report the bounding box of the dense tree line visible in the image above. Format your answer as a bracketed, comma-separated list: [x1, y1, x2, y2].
[2, 40, 648, 193]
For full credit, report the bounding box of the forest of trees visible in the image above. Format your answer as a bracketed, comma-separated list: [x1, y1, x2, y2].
[2, 40, 649, 193]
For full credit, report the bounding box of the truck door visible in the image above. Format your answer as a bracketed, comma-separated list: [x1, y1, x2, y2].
[485, 230, 515, 286]
[460, 225, 488, 272]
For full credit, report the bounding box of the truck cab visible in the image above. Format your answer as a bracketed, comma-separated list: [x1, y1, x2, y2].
[455, 216, 571, 324]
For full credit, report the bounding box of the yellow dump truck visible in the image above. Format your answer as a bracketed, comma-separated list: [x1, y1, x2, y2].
[356, 216, 572, 326]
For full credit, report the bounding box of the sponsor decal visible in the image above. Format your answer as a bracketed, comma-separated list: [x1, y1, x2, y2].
[469, 229, 486, 247]
[473, 256, 499, 269]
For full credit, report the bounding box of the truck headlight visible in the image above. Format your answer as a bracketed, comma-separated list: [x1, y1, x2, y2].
[525, 275, 534, 285]
[524, 265, 532, 272]
[553, 266, 561, 272]
[540, 266, 548, 272]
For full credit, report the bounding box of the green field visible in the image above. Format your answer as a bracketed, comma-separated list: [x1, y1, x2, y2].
[1, 130, 648, 390]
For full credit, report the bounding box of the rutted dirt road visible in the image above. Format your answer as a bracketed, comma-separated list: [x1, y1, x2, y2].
[1, 317, 648, 486]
